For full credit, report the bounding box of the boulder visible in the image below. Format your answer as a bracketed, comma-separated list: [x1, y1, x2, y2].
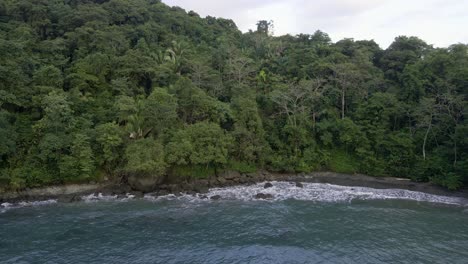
[58, 195, 82, 203]
[180, 183, 194, 193]
[116, 194, 128, 199]
[168, 184, 182, 194]
[197, 180, 209, 187]
[209, 178, 218, 187]
[71, 195, 82, 202]
[245, 173, 257, 178]
[127, 174, 164, 192]
[295, 182, 304, 188]
[238, 175, 248, 184]
[255, 193, 274, 200]
[130, 191, 144, 198]
[193, 184, 209, 194]
[217, 177, 227, 185]
[210, 195, 221, 200]
[219, 170, 241, 180]
[157, 189, 169, 196]
[264, 182, 273, 189]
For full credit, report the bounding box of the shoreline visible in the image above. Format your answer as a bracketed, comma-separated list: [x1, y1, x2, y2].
[1, 171, 468, 204]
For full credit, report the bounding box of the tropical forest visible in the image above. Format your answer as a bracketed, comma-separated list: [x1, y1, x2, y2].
[0, 0, 467, 191]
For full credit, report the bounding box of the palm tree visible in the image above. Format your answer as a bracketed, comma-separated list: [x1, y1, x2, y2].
[165, 40, 186, 75]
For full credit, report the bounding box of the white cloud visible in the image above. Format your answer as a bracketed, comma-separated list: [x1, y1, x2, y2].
[163, 0, 468, 48]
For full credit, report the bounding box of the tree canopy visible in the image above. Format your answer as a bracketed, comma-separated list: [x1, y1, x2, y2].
[0, 0, 467, 190]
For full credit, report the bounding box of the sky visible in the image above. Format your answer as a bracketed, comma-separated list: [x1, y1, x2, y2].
[163, 0, 468, 48]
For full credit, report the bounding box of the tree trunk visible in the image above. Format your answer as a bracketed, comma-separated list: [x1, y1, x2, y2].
[422, 123, 431, 160]
[454, 139, 457, 166]
[312, 112, 316, 132]
[341, 87, 345, 119]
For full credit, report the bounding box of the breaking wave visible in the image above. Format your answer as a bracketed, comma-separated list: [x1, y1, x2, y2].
[146, 182, 468, 206]
[1, 199, 57, 213]
[81, 193, 135, 203]
[2, 182, 467, 213]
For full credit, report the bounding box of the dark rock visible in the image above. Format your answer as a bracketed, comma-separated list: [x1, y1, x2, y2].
[58, 195, 81, 203]
[210, 195, 221, 200]
[209, 179, 218, 187]
[127, 174, 164, 192]
[238, 175, 248, 184]
[100, 188, 115, 196]
[130, 191, 144, 198]
[217, 177, 227, 185]
[71, 195, 82, 202]
[219, 170, 241, 180]
[255, 193, 274, 199]
[193, 185, 209, 194]
[117, 194, 127, 199]
[197, 180, 209, 187]
[157, 189, 169, 196]
[200, 195, 208, 199]
[246, 173, 257, 178]
[264, 182, 273, 189]
[57, 196, 72, 203]
[158, 184, 170, 190]
[180, 183, 194, 192]
[168, 184, 181, 193]
[295, 182, 304, 188]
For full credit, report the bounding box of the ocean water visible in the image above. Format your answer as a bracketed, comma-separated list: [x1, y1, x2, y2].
[1, 182, 468, 264]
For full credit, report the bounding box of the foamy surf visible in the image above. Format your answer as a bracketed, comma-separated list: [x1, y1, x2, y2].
[146, 182, 468, 206]
[1, 199, 57, 213]
[81, 193, 135, 203]
[2, 182, 467, 213]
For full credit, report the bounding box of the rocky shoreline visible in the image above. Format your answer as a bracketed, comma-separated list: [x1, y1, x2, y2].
[1, 171, 468, 204]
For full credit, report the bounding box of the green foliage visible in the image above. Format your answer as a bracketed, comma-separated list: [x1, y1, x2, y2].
[166, 122, 232, 168]
[231, 96, 267, 164]
[227, 161, 257, 174]
[59, 133, 96, 182]
[169, 165, 216, 180]
[95, 122, 124, 173]
[431, 172, 462, 191]
[0, 111, 17, 160]
[0, 0, 465, 190]
[327, 150, 359, 174]
[124, 138, 167, 176]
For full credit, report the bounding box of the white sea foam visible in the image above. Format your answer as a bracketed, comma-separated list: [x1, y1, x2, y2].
[81, 193, 135, 203]
[2, 182, 466, 213]
[0, 199, 57, 213]
[147, 182, 468, 206]
[1, 202, 13, 208]
[144, 193, 178, 201]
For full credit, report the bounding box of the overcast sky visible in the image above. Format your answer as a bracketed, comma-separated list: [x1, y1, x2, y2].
[164, 0, 468, 48]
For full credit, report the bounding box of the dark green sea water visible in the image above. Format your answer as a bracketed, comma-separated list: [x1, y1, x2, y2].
[1, 182, 468, 264]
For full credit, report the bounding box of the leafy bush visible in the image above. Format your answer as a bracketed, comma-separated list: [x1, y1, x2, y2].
[431, 173, 463, 191]
[327, 150, 359, 174]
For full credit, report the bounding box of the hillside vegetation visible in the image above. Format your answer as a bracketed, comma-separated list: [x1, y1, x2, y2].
[0, 0, 467, 190]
